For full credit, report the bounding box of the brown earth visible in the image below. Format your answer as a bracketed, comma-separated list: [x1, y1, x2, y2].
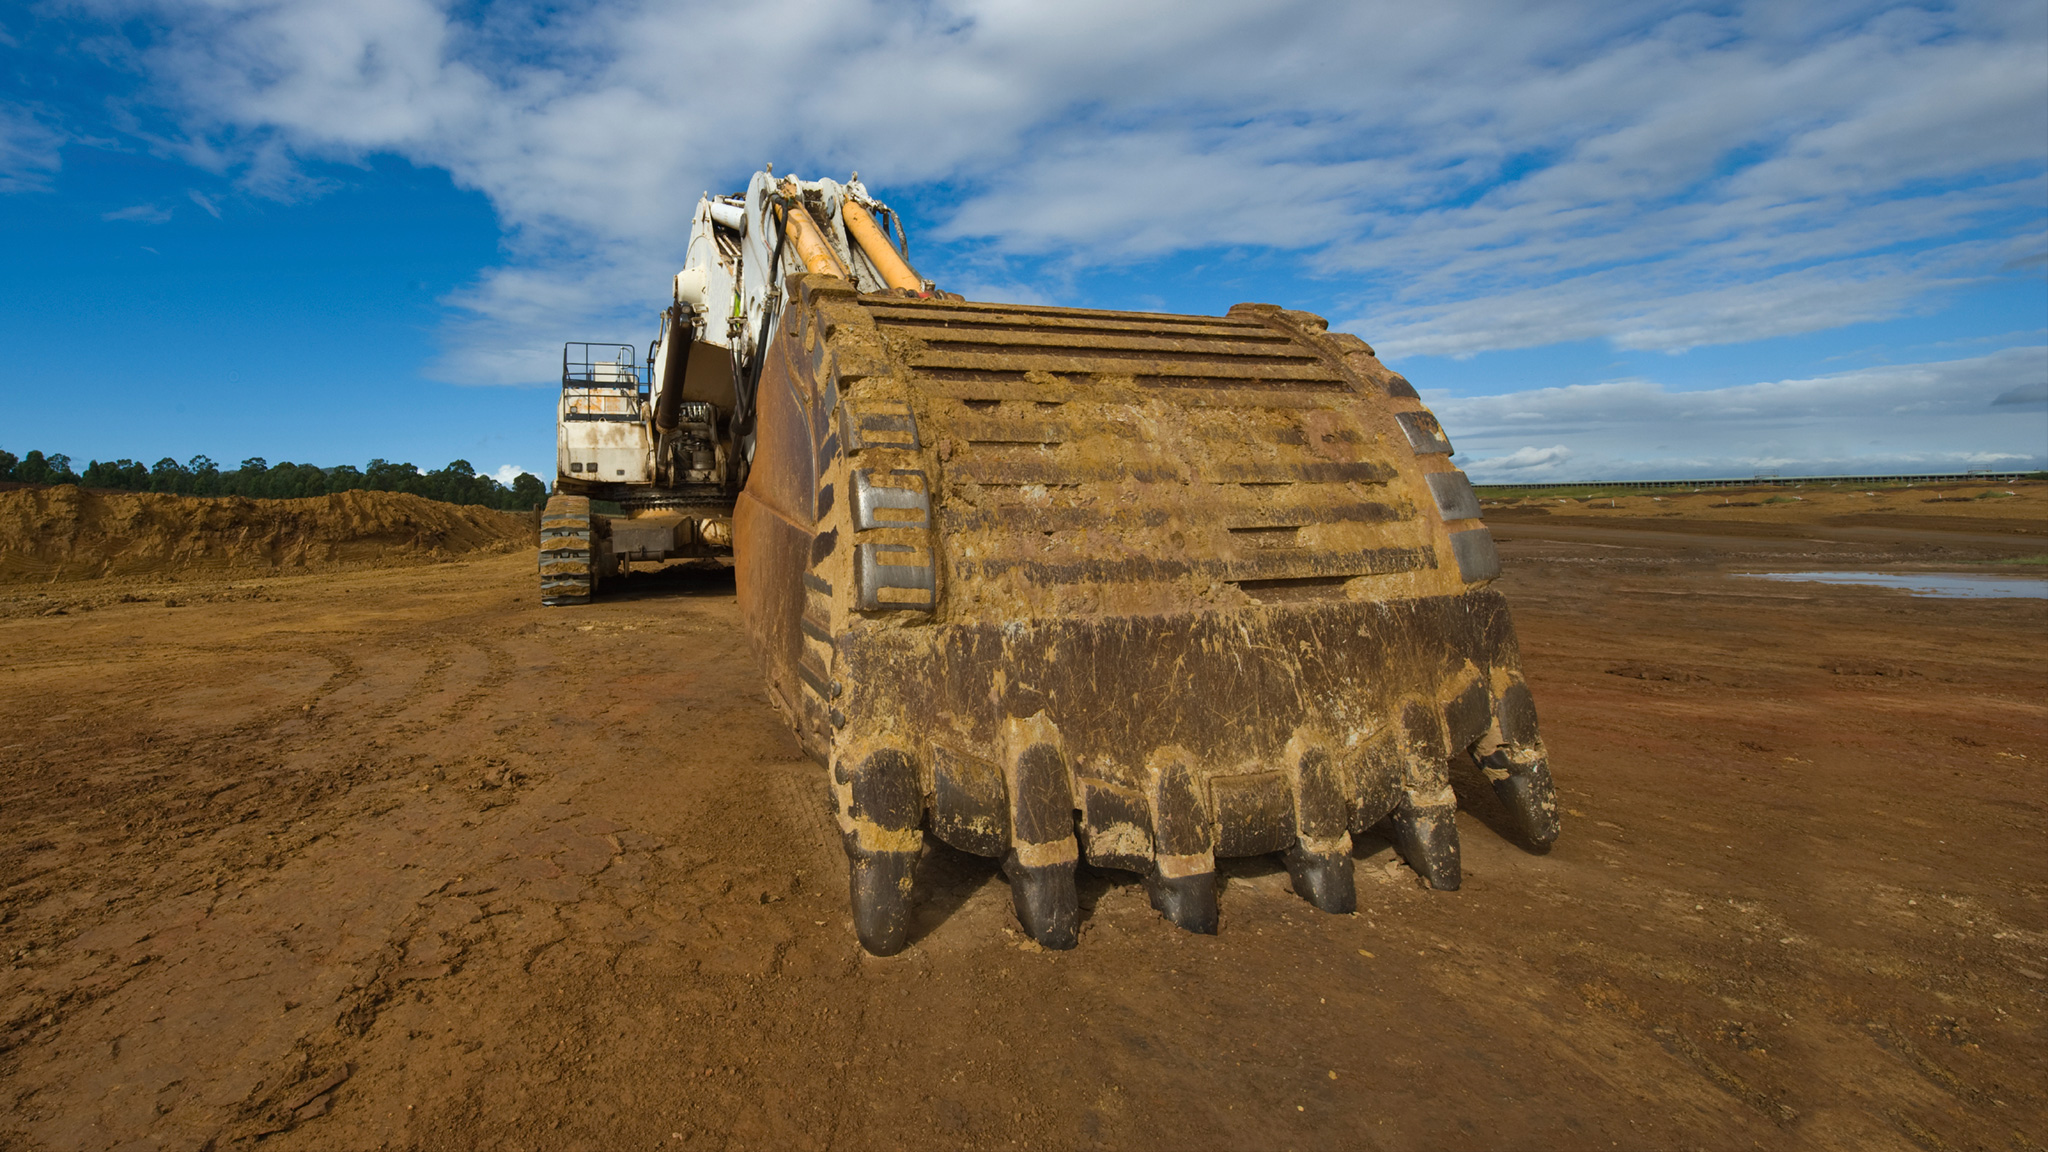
[1482, 478, 2044, 524]
[0, 487, 533, 585]
[1, 490, 2043, 1151]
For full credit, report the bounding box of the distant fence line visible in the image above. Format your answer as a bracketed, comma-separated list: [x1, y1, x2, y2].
[1473, 471, 2040, 493]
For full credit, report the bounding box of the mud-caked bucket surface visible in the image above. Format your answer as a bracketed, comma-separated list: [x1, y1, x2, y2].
[734, 287, 1555, 951]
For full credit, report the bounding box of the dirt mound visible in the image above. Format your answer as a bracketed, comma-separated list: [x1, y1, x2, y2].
[0, 485, 535, 583]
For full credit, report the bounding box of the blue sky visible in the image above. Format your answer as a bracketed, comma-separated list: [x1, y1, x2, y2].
[3, 0, 2044, 484]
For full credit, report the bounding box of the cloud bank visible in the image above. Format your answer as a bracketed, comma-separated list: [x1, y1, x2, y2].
[25, 0, 2044, 384]
[1435, 346, 2048, 481]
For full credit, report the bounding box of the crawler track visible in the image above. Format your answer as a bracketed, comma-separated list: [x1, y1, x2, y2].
[538, 495, 599, 607]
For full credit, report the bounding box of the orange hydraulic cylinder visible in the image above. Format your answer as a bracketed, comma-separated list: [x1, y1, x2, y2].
[776, 183, 850, 280]
[841, 199, 923, 292]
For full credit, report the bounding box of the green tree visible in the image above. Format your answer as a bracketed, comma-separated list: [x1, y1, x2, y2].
[323, 463, 364, 494]
[510, 472, 546, 509]
[82, 459, 150, 489]
[14, 451, 78, 485]
[363, 458, 417, 492]
[149, 457, 189, 494]
[187, 456, 221, 496]
[275, 462, 326, 498]
[7, 446, 549, 510]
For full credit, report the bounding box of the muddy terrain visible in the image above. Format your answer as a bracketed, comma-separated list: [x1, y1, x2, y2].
[1, 485, 2043, 1151]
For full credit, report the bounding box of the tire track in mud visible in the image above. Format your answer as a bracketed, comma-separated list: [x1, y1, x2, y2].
[0, 747, 393, 1063]
[4, 759, 534, 1147]
[347, 631, 519, 734]
[0, 630, 440, 1092]
[2, 563, 744, 1147]
[305, 736, 855, 1148]
[1650, 1022, 1798, 1124]
[314, 646, 363, 696]
[282, 792, 744, 1148]
[365, 647, 456, 726]
[1857, 1017, 2035, 1151]
[1536, 855, 2038, 1145]
[249, 859, 524, 1142]
[1559, 935, 1803, 1126]
[440, 639, 517, 724]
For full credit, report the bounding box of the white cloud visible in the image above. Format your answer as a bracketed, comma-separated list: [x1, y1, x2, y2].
[1438, 346, 2048, 481]
[0, 101, 63, 193]
[45, 0, 2044, 384]
[1482, 445, 1576, 473]
[491, 464, 531, 486]
[102, 202, 172, 223]
[185, 188, 220, 217]
[1357, 235, 2021, 359]
[940, 277, 1057, 307]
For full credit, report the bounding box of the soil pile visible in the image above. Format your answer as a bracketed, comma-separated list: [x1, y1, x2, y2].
[0, 485, 534, 583]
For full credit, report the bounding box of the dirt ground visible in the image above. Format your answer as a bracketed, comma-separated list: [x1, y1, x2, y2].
[2, 486, 2044, 1151]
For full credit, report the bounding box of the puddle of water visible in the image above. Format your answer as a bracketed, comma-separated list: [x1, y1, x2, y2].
[1736, 571, 2048, 599]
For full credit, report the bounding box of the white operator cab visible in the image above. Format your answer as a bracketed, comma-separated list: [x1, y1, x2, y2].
[557, 343, 654, 489]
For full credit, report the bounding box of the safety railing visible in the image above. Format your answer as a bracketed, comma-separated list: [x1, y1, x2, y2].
[562, 343, 649, 389]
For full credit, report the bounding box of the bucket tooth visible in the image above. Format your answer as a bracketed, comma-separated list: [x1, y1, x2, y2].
[1001, 716, 1080, 949]
[1388, 702, 1461, 889]
[1146, 862, 1219, 934]
[1495, 678, 1541, 746]
[1004, 849, 1079, 949]
[1283, 844, 1356, 914]
[1388, 792, 1462, 891]
[1476, 674, 1560, 850]
[1479, 746, 1562, 851]
[1283, 735, 1356, 914]
[1147, 746, 1218, 934]
[845, 843, 918, 956]
[837, 748, 926, 956]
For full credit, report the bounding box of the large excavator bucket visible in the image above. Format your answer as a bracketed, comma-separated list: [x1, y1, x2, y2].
[735, 275, 1560, 955]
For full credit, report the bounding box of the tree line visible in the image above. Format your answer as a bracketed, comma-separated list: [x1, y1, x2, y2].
[0, 448, 549, 511]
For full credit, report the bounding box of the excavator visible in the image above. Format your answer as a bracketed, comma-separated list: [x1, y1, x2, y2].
[541, 168, 1562, 955]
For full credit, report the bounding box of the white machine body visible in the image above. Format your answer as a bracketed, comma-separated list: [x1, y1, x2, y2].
[547, 169, 931, 593]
